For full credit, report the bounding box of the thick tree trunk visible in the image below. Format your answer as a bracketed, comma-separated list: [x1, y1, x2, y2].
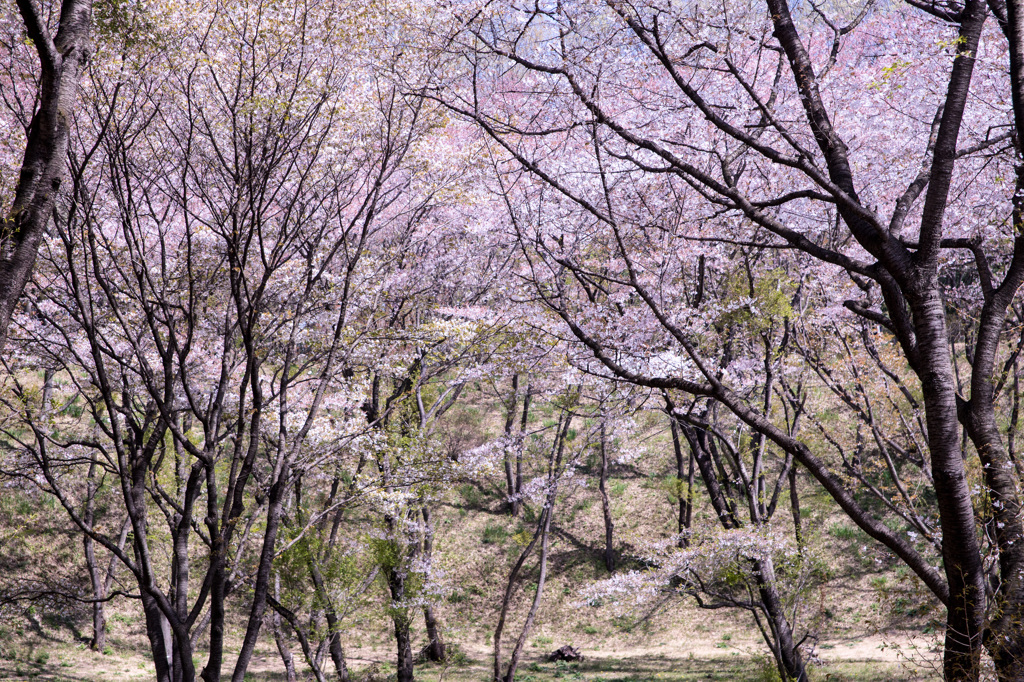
[0, 0, 92, 351]
[423, 606, 445, 663]
[325, 610, 351, 682]
[968, 4, 1024, 671]
[384, 509, 416, 682]
[202, 526, 227, 682]
[965, 309, 1024, 679]
[910, 291, 986, 681]
[754, 557, 806, 682]
[388, 568, 415, 682]
[140, 590, 172, 682]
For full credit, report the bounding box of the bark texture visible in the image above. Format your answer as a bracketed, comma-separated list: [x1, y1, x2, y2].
[1, 0, 92, 350]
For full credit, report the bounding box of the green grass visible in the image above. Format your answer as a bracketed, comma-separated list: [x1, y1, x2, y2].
[828, 523, 861, 541]
[482, 522, 509, 545]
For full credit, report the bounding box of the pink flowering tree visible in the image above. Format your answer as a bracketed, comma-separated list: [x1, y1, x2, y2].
[0, 1, 478, 680]
[438, 0, 1024, 678]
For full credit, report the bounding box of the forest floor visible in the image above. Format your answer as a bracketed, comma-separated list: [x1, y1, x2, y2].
[0, 598, 941, 681]
[0, 635, 936, 682]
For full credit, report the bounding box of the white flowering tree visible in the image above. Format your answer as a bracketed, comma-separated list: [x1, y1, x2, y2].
[0, 1, 476, 680]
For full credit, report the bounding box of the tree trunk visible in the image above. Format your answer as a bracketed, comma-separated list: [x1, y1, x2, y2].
[231, 467, 289, 682]
[789, 466, 803, 554]
[502, 499, 555, 682]
[669, 397, 805, 681]
[423, 606, 445, 663]
[513, 385, 532, 517]
[0, 0, 92, 351]
[140, 590, 173, 682]
[388, 566, 415, 682]
[267, 595, 329, 682]
[202, 525, 227, 682]
[272, 575, 298, 682]
[497, 411, 571, 682]
[754, 557, 807, 682]
[384, 508, 416, 682]
[41, 369, 54, 415]
[309, 562, 351, 682]
[272, 617, 298, 682]
[83, 456, 105, 651]
[503, 375, 519, 514]
[669, 416, 693, 547]
[421, 508, 445, 662]
[598, 421, 615, 571]
[910, 290, 986, 681]
[492, 513, 544, 682]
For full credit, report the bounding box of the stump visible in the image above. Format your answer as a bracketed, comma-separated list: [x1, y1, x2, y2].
[548, 645, 584, 662]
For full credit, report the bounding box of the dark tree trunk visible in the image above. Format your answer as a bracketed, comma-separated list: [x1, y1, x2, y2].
[678, 421, 738, 530]
[910, 291, 986, 681]
[0, 0, 92, 351]
[382, 506, 417, 682]
[789, 466, 803, 554]
[754, 557, 807, 682]
[668, 397, 805, 682]
[668, 416, 694, 547]
[388, 567, 415, 682]
[513, 385, 533, 517]
[202, 523, 227, 682]
[325, 608, 351, 682]
[598, 421, 615, 571]
[83, 456, 105, 651]
[421, 508, 445, 662]
[971, 4, 1024, 677]
[231, 466, 289, 682]
[139, 589, 172, 682]
[423, 606, 445, 663]
[503, 375, 519, 514]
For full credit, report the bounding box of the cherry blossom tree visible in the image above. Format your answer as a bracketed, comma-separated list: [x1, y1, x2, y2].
[0, 1, 479, 680]
[437, 0, 1024, 678]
